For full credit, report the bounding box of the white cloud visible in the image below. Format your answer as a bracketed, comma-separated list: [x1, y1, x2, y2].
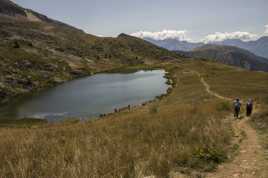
[265, 25, 268, 35]
[131, 28, 267, 42]
[131, 30, 190, 41]
[203, 31, 258, 43]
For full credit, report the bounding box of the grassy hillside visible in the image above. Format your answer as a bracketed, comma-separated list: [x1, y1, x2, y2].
[190, 45, 268, 72]
[0, 0, 180, 103]
[1, 1, 268, 177]
[0, 61, 267, 177]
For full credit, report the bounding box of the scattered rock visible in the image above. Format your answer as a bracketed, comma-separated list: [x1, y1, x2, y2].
[13, 40, 20, 48]
[53, 77, 66, 84]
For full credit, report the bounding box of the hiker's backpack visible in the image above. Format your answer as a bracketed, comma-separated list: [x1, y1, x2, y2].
[247, 102, 253, 108]
[234, 101, 241, 109]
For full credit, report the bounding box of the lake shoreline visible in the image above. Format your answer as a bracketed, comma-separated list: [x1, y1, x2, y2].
[95, 66, 176, 122]
[0, 64, 175, 126]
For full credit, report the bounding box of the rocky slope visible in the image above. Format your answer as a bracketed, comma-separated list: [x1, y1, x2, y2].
[0, 0, 180, 103]
[0, 0, 26, 16]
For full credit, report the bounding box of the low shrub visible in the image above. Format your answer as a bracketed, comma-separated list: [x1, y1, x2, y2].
[217, 101, 232, 112]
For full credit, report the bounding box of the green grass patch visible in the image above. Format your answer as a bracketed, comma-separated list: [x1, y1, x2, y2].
[217, 101, 232, 112]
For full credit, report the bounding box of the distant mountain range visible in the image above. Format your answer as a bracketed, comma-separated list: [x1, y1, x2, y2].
[175, 45, 268, 72]
[144, 36, 268, 59]
[143, 34, 268, 72]
[213, 37, 268, 59]
[144, 38, 203, 52]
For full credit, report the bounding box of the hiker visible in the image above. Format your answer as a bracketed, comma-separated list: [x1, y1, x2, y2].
[246, 99, 254, 117]
[233, 98, 241, 119]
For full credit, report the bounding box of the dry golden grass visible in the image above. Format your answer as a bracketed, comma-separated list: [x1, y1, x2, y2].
[250, 104, 268, 175]
[0, 61, 267, 178]
[185, 60, 268, 103]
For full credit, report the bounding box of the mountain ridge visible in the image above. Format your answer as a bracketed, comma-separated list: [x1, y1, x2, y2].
[214, 36, 268, 59]
[0, 0, 181, 103]
[175, 44, 268, 72]
[142, 36, 268, 59]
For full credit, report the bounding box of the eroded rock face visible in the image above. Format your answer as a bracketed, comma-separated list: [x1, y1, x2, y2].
[0, 0, 27, 17]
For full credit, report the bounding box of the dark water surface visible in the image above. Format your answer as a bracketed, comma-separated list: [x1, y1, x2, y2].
[0, 70, 170, 121]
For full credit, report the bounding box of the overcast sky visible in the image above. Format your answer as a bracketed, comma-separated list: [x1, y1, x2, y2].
[13, 0, 268, 42]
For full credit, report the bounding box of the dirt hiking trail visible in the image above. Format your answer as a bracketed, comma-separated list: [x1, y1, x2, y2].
[149, 71, 267, 178]
[197, 71, 267, 178]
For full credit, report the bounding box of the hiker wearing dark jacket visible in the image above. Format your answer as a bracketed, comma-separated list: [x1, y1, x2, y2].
[246, 99, 254, 117]
[234, 98, 241, 119]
